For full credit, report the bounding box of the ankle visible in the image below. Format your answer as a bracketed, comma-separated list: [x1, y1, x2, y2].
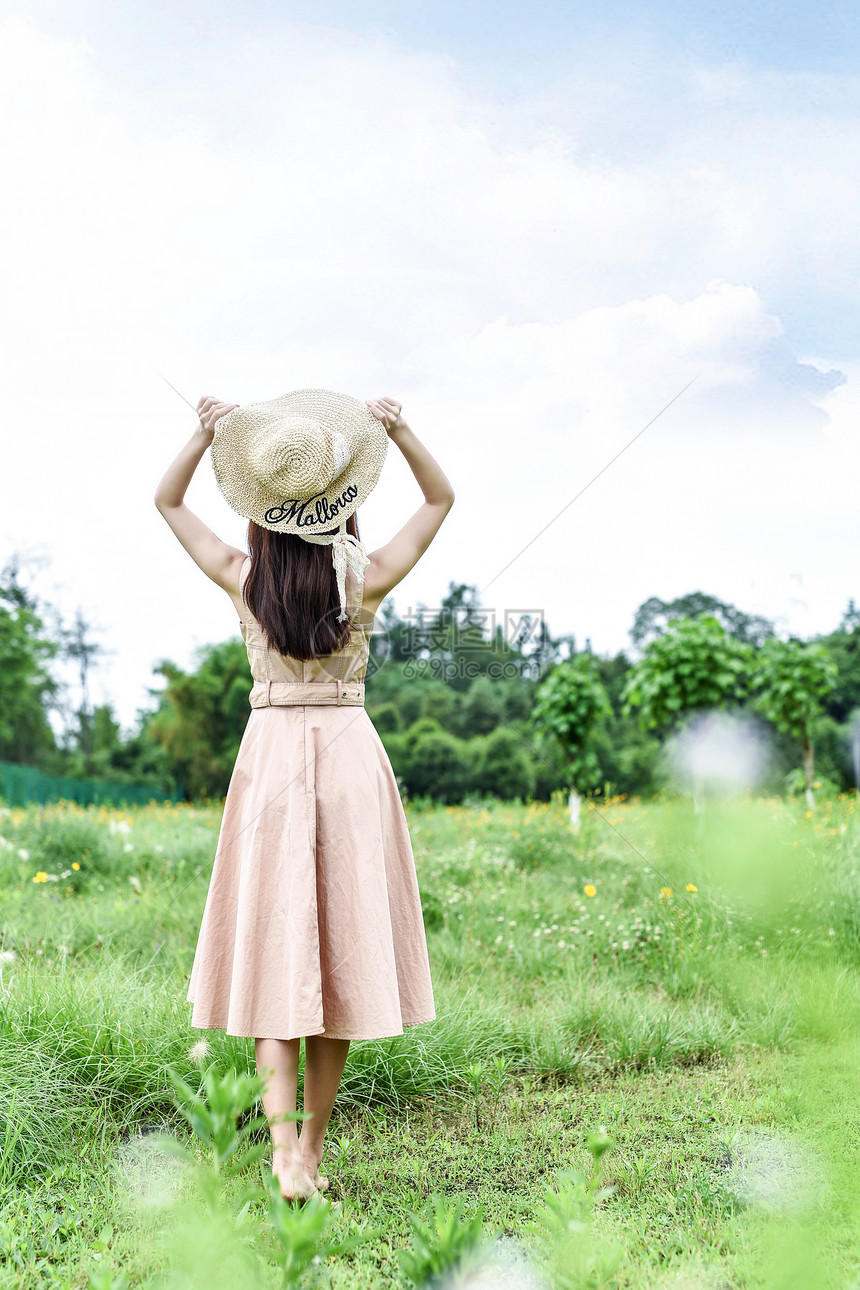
[299, 1136, 324, 1161]
[272, 1137, 302, 1159]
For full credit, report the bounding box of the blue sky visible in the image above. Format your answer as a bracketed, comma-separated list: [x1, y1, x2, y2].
[22, 0, 859, 357]
[29, 0, 860, 74]
[1, 0, 857, 723]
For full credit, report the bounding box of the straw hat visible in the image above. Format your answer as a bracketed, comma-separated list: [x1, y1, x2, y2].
[210, 389, 388, 623]
[210, 388, 388, 534]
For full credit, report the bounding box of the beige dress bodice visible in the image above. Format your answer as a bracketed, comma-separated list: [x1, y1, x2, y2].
[237, 557, 372, 708]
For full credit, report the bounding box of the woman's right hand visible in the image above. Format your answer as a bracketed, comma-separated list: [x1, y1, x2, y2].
[197, 395, 239, 443]
[366, 396, 404, 435]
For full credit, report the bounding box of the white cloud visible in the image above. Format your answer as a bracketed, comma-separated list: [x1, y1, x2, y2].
[0, 14, 855, 725]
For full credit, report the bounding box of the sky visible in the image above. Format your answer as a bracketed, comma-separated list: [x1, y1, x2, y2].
[0, 0, 857, 727]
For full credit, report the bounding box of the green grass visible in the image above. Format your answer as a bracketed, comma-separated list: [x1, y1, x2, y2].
[1, 790, 859, 1286]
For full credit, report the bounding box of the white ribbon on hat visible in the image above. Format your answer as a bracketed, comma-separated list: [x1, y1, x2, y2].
[301, 518, 370, 623]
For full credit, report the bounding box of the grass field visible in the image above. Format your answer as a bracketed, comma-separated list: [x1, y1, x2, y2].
[1, 789, 859, 1288]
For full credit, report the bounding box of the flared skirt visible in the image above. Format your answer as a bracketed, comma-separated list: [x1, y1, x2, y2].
[186, 704, 436, 1041]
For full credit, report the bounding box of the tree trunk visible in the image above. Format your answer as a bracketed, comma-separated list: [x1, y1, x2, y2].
[802, 736, 815, 811]
[568, 789, 582, 832]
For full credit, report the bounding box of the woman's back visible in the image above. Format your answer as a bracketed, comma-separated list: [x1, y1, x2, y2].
[238, 557, 373, 708]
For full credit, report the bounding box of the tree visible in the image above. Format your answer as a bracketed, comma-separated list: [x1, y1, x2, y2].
[420, 683, 456, 727]
[460, 676, 504, 737]
[818, 603, 860, 724]
[0, 557, 58, 764]
[56, 606, 108, 773]
[532, 654, 612, 828]
[147, 639, 252, 799]
[630, 592, 774, 650]
[621, 616, 752, 732]
[621, 617, 752, 810]
[750, 638, 837, 808]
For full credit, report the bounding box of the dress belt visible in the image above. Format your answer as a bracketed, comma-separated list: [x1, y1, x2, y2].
[249, 679, 366, 708]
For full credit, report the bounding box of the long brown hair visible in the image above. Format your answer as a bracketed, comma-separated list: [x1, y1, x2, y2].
[244, 513, 361, 659]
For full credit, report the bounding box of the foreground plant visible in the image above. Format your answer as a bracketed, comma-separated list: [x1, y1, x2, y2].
[398, 1193, 488, 1287]
[532, 1128, 620, 1289]
[157, 1065, 270, 1206]
[266, 1173, 374, 1285]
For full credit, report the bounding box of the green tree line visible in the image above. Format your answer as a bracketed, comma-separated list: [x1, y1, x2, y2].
[2, 556, 858, 804]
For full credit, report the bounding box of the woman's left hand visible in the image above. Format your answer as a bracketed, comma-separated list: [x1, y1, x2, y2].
[197, 396, 239, 443]
[366, 396, 403, 433]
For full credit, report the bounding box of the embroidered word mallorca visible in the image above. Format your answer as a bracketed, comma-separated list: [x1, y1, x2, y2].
[265, 484, 359, 527]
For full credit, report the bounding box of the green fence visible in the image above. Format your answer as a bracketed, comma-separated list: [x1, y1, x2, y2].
[0, 761, 181, 809]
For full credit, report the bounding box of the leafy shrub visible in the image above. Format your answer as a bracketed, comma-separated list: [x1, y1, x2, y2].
[404, 729, 471, 804]
[471, 728, 536, 802]
[369, 702, 403, 735]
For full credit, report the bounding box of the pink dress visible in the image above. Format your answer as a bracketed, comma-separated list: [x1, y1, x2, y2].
[186, 557, 436, 1041]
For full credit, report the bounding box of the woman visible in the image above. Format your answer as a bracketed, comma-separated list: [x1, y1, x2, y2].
[154, 389, 455, 1200]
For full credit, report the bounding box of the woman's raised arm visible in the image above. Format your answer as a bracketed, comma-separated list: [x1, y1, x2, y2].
[154, 396, 247, 594]
[362, 397, 455, 608]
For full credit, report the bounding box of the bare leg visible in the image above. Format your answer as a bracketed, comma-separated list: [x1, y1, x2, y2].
[255, 1037, 317, 1200]
[299, 1035, 350, 1191]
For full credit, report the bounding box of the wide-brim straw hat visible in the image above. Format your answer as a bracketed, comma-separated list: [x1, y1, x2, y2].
[210, 388, 388, 534]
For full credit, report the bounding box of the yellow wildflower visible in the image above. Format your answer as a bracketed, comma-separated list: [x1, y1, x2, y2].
[660, 886, 673, 899]
[584, 884, 596, 898]
[805, 810, 813, 820]
[72, 862, 80, 871]
[685, 883, 698, 892]
[32, 872, 48, 884]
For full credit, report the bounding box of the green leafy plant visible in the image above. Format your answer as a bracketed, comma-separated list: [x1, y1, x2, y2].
[398, 1194, 487, 1287]
[487, 1054, 511, 1111]
[465, 1054, 512, 1127]
[154, 1066, 272, 1209]
[266, 1173, 374, 1286]
[750, 638, 837, 808]
[622, 616, 752, 732]
[532, 1128, 619, 1289]
[533, 655, 612, 828]
[465, 1060, 485, 1130]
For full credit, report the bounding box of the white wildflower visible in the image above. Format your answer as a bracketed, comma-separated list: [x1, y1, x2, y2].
[188, 1039, 210, 1064]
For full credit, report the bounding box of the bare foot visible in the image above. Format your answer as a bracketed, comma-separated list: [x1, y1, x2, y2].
[300, 1145, 330, 1192]
[271, 1146, 318, 1201]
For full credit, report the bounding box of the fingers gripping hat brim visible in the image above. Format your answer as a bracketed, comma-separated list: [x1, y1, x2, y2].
[210, 389, 388, 534]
